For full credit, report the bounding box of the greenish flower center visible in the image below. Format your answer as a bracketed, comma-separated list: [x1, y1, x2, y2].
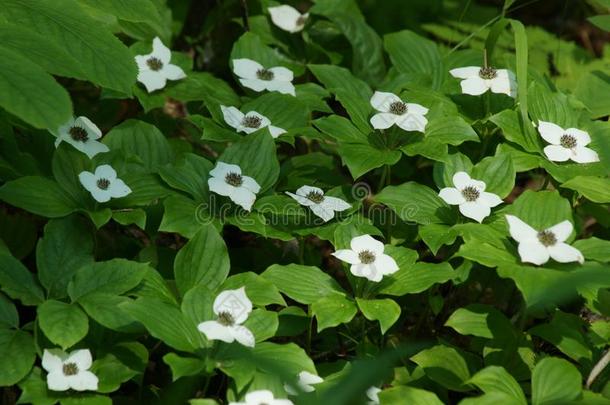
[560, 134, 577, 149]
[537, 230, 557, 247]
[358, 250, 376, 264]
[479, 67, 497, 80]
[147, 57, 164, 71]
[62, 362, 79, 376]
[242, 116, 262, 128]
[461, 186, 480, 202]
[256, 68, 274, 81]
[389, 101, 407, 115]
[225, 172, 243, 187]
[306, 191, 325, 203]
[217, 311, 235, 326]
[97, 178, 110, 190]
[69, 126, 89, 142]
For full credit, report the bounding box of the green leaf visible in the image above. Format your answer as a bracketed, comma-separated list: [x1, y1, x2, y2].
[356, 298, 401, 334]
[242, 92, 309, 130]
[0, 329, 36, 386]
[490, 110, 540, 154]
[377, 261, 455, 296]
[244, 309, 279, 343]
[502, 189, 573, 231]
[574, 70, 610, 119]
[0, 293, 18, 328]
[468, 366, 527, 404]
[112, 208, 146, 229]
[262, 264, 345, 304]
[220, 272, 286, 307]
[531, 357, 582, 405]
[91, 349, 144, 394]
[529, 311, 592, 362]
[163, 353, 204, 381]
[379, 386, 444, 405]
[527, 83, 579, 128]
[230, 32, 302, 75]
[0, 176, 77, 218]
[338, 141, 402, 179]
[445, 305, 516, 340]
[78, 293, 140, 333]
[79, 0, 165, 37]
[419, 224, 458, 255]
[471, 152, 516, 198]
[159, 195, 204, 238]
[37, 300, 89, 349]
[572, 237, 610, 262]
[159, 153, 214, 201]
[0, 250, 45, 306]
[561, 176, 610, 203]
[411, 345, 476, 392]
[311, 293, 357, 332]
[17, 367, 62, 405]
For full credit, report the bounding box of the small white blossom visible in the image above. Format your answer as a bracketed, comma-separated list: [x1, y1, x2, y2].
[221, 105, 286, 138]
[286, 186, 351, 222]
[332, 235, 398, 282]
[135, 37, 186, 93]
[53, 116, 109, 159]
[229, 390, 293, 405]
[78, 165, 132, 203]
[369, 91, 428, 132]
[537, 121, 600, 164]
[366, 386, 381, 405]
[232, 58, 295, 96]
[438, 172, 503, 223]
[208, 162, 260, 211]
[197, 287, 255, 347]
[284, 371, 324, 395]
[268, 5, 308, 33]
[505, 215, 584, 265]
[450, 66, 516, 98]
[42, 349, 98, 392]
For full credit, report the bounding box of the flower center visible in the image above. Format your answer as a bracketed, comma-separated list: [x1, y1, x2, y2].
[217, 311, 235, 326]
[306, 191, 325, 203]
[389, 101, 407, 115]
[256, 68, 274, 81]
[242, 116, 262, 128]
[560, 134, 577, 149]
[97, 178, 110, 190]
[479, 67, 497, 80]
[537, 230, 557, 247]
[225, 172, 243, 187]
[146, 57, 164, 71]
[296, 15, 307, 26]
[358, 250, 376, 264]
[69, 126, 89, 142]
[461, 186, 480, 202]
[62, 362, 79, 376]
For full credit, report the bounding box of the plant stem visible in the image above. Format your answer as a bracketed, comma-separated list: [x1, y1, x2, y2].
[240, 0, 249, 31]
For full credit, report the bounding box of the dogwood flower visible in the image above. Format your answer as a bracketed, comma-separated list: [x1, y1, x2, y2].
[233, 58, 295, 96]
[208, 162, 260, 211]
[505, 215, 585, 265]
[369, 91, 428, 133]
[221, 105, 286, 138]
[135, 37, 186, 92]
[366, 386, 381, 405]
[332, 235, 398, 282]
[42, 349, 98, 392]
[268, 5, 308, 33]
[284, 371, 324, 395]
[450, 66, 516, 98]
[53, 116, 109, 158]
[286, 186, 351, 222]
[537, 121, 600, 163]
[229, 390, 293, 405]
[197, 287, 255, 347]
[78, 165, 132, 203]
[438, 172, 503, 223]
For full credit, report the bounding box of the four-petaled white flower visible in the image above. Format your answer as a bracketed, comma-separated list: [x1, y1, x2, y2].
[221, 105, 286, 138]
[438, 172, 503, 223]
[537, 121, 600, 164]
[268, 5, 309, 33]
[505, 215, 584, 265]
[79, 165, 132, 203]
[208, 162, 261, 211]
[284, 371, 324, 395]
[369, 91, 429, 133]
[197, 287, 255, 347]
[135, 37, 186, 93]
[53, 116, 109, 159]
[332, 235, 399, 282]
[450, 66, 516, 98]
[42, 349, 99, 392]
[233, 58, 295, 96]
[366, 386, 381, 405]
[286, 186, 351, 222]
[229, 390, 293, 405]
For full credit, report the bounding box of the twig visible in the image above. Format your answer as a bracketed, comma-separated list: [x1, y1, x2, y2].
[587, 349, 610, 389]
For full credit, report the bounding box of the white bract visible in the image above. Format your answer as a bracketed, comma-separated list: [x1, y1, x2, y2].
[505, 215, 584, 265]
[229, 390, 293, 405]
[369, 91, 428, 133]
[197, 287, 255, 347]
[42, 349, 98, 392]
[438, 172, 503, 223]
[53, 116, 109, 158]
[450, 66, 516, 98]
[78, 165, 132, 203]
[221, 105, 286, 138]
[233, 58, 295, 96]
[208, 162, 260, 211]
[537, 121, 600, 163]
[332, 235, 398, 282]
[284, 371, 324, 395]
[286, 186, 351, 222]
[135, 37, 186, 92]
[366, 386, 381, 405]
[268, 5, 308, 33]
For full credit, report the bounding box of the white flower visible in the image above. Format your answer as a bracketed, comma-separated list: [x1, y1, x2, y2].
[438, 172, 503, 223]
[537, 121, 600, 163]
[450, 66, 516, 98]
[53, 116, 109, 159]
[268, 5, 308, 33]
[207, 162, 260, 211]
[221, 105, 286, 138]
[366, 386, 381, 405]
[505, 215, 585, 265]
[42, 349, 98, 392]
[78, 165, 132, 203]
[286, 186, 351, 222]
[197, 287, 255, 347]
[233, 58, 295, 96]
[229, 390, 293, 405]
[332, 235, 398, 282]
[284, 371, 324, 395]
[369, 91, 429, 133]
[135, 37, 186, 93]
